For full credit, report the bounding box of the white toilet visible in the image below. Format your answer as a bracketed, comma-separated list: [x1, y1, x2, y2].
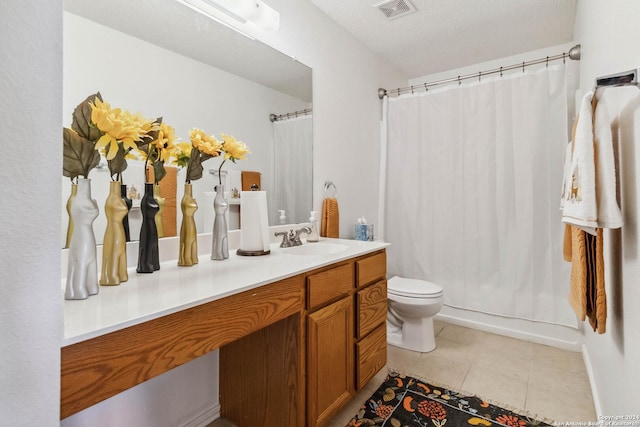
[387, 276, 444, 353]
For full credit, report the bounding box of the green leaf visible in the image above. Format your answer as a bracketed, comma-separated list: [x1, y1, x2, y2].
[106, 145, 128, 178]
[141, 116, 162, 149]
[186, 147, 204, 182]
[63, 127, 100, 179]
[153, 159, 166, 183]
[71, 92, 103, 142]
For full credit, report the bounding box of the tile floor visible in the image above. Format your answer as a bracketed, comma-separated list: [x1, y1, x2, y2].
[327, 320, 597, 426]
[210, 320, 597, 427]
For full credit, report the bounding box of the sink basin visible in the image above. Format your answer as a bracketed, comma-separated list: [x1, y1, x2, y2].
[282, 242, 348, 256]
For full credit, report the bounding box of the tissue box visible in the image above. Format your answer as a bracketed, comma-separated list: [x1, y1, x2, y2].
[355, 223, 374, 241]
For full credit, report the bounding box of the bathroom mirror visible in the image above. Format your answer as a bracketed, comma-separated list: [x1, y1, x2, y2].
[62, 0, 313, 246]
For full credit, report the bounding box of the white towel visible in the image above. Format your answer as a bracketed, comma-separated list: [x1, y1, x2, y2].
[562, 92, 598, 232]
[593, 101, 623, 229]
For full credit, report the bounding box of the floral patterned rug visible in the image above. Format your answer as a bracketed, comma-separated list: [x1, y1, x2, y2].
[346, 373, 552, 427]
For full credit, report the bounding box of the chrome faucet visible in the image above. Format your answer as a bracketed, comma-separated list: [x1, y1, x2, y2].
[291, 226, 312, 246]
[275, 230, 294, 248]
[275, 226, 312, 248]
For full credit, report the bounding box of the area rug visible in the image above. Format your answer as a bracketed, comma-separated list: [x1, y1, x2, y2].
[346, 372, 552, 427]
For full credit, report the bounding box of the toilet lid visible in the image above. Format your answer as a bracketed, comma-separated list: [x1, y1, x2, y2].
[388, 276, 443, 298]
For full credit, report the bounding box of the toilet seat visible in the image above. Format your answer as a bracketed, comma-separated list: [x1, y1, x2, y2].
[388, 276, 443, 299]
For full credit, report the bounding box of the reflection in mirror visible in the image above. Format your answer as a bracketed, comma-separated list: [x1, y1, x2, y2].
[61, 0, 312, 246]
[271, 110, 313, 225]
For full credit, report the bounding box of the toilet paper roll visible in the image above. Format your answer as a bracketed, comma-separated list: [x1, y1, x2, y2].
[239, 191, 270, 254]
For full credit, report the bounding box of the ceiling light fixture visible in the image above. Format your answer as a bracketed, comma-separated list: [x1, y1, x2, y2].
[177, 0, 280, 33]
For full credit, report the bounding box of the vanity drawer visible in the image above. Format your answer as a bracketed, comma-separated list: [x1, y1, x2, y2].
[356, 279, 387, 339]
[356, 252, 386, 288]
[307, 263, 354, 311]
[356, 324, 387, 390]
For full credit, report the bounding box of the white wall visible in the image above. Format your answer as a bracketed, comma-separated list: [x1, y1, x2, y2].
[573, 0, 640, 416]
[0, 1, 63, 425]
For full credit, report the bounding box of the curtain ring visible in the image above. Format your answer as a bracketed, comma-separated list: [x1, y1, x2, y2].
[563, 52, 566, 64]
[478, 71, 481, 82]
[397, 88, 401, 97]
[522, 62, 525, 73]
[411, 85, 414, 94]
[500, 66, 503, 77]
[546, 56, 549, 68]
[424, 82, 428, 92]
[458, 76, 461, 85]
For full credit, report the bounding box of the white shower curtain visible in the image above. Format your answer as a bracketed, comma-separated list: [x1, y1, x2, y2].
[385, 65, 576, 327]
[273, 115, 313, 224]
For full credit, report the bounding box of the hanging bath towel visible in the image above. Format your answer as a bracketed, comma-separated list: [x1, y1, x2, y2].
[561, 92, 598, 232]
[592, 98, 623, 229]
[562, 94, 620, 334]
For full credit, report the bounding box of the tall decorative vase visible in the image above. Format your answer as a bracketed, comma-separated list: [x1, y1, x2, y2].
[121, 183, 132, 242]
[100, 181, 129, 285]
[65, 178, 99, 300]
[178, 183, 198, 266]
[211, 184, 229, 260]
[137, 182, 160, 273]
[64, 182, 78, 249]
[154, 183, 165, 239]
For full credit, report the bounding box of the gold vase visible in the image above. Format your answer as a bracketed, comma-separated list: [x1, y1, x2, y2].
[100, 180, 129, 285]
[153, 183, 165, 238]
[64, 182, 78, 249]
[178, 183, 198, 266]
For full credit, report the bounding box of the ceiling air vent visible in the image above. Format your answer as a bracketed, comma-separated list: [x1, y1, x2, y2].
[374, 0, 416, 20]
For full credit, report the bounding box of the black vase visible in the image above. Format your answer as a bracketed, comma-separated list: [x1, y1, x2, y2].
[137, 183, 160, 273]
[120, 183, 132, 242]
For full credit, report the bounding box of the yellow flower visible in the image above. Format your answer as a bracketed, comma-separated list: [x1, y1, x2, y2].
[89, 99, 156, 160]
[175, 140, 192, 157]
[189, 128, 222, 157]
[151, 122, 178, 163]
[220, 133, 250, 161]
[173, 141, 192, 169]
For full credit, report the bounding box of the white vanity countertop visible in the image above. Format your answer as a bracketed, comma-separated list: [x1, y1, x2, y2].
[63, 238, 389, 346]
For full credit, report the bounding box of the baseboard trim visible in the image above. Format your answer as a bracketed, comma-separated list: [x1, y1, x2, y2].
[581, 344, 603, 417]
[180, 403, 221, 427]
[435, 312, 582, 351]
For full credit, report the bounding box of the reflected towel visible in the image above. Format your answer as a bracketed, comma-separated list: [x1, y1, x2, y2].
[241, 171, 261, 191]
[146, 165, 178, 238]
[321, 197, 339, 238]
[160, 166, 177, 237]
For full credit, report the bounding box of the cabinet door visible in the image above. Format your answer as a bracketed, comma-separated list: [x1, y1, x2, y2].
[307, 296, 354, 427]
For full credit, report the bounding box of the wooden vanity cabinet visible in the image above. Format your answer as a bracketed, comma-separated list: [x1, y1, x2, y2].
[61, 247, 387, 427]
[306, 250, 387, 427]
[355, 252, 388, 390]
[306, 262, 355, 427]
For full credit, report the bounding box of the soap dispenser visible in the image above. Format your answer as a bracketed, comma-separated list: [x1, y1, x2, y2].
[307, 211, 320, 242]
[278, 210, 286, 224]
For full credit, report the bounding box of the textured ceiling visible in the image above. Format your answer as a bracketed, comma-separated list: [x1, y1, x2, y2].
[64, 0, 313, 102]
[309, 0, 577, 79]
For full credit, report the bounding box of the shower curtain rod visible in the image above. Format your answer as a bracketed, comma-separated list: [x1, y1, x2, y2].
[269, 108, 312, 122]
[378, 44, 581, 99]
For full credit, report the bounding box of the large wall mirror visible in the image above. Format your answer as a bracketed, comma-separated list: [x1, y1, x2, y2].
[62, 0, 313, 246]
